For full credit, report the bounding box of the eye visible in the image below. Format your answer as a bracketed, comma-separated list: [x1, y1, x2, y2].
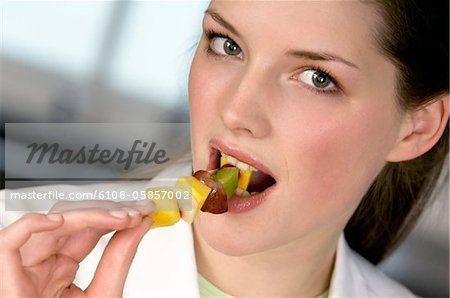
[298, 69, 336, 90]
[210, 37, 242, 57]
[205, 30, 243, 59]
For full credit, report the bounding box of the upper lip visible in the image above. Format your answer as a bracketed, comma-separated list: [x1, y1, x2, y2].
[209, 138, 276, 180]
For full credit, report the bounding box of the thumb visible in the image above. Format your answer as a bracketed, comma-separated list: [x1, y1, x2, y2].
[86, 216, 152, 297]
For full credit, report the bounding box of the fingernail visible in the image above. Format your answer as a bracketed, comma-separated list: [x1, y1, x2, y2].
[47, 213, 63, 222]
[121, 207, 140, 217]
[109, 210, 128, 218]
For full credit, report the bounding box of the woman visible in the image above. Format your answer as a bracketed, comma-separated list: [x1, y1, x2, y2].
[1, 0, 448, 297]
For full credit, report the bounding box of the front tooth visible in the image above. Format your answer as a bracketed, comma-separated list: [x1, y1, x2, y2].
[235, 188, 244, 195]
[242, 190, 250, 196]
[221, 153, 256, 172]
[227, 156, 238, 165]
[236, 161, 250, 171]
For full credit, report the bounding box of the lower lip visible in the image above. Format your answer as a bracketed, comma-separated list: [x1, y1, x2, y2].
[227, 185, 276, 213]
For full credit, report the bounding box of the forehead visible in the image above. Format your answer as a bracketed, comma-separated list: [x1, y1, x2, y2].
[206, 0, 380, 65]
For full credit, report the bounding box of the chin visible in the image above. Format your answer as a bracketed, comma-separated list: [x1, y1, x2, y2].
[194, 212, 282, 256]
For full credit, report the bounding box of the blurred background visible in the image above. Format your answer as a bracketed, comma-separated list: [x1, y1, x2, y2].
[0, 1, 448, 296]
[1, 0, 207, 185]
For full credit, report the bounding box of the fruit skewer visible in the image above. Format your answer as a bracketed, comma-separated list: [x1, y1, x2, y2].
[147, 165, 253, 228]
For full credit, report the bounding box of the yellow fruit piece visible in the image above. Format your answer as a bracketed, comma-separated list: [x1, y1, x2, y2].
[238, 170, 253, 190]
[146, 187, 180, 228]
[220, 156, 228, 167]
[176, 176, 211, 223]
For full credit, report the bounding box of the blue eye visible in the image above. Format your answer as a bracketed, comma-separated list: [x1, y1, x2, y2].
[298, 70, 336, 90]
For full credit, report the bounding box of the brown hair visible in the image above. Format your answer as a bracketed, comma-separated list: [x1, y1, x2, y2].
[344, 0, 449, 264]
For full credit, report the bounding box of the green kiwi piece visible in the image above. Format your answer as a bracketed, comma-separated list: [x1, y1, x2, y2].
[212, 167, 239, 198]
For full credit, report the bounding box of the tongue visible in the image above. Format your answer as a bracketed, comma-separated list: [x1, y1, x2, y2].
[246, 171, 276, 193]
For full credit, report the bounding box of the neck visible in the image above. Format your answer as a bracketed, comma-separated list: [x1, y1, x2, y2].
[193, 225, 338, 298]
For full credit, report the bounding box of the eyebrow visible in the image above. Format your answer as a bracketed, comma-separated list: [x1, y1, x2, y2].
[286, 50, 360, 69]
[205, 8, 360, 70]
[205, 8, 242, 38]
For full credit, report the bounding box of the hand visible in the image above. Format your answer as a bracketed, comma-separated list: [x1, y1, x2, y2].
[0, 199, 155, 297]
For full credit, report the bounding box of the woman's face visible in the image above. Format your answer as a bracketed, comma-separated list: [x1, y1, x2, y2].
[189, 0, 404, 255]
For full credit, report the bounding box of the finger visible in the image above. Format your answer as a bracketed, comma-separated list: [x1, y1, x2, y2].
[0, 213, 63, 251]
[57, 207, 148, 262]
[0, 213, 63, 295]
[50, 200, 121, 213]
[20, 209, 137, 265]
[86, 217, 153, 297]
[60, 284, 84, 298]
[120, 200, 155, 216]
[40, 254, 80, 298]
[55, 204, 154, 236]
[50, 199, 154, 231]
[50, 209, 136, 236]
[50, 199, 154, 216]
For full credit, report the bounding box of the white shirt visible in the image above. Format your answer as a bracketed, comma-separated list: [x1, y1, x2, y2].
[1, 158, 416, 297]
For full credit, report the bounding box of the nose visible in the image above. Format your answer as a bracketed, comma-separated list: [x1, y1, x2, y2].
[221, 65, 272, 138]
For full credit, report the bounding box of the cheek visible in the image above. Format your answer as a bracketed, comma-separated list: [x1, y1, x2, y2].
[188, 52, 225, 170]
[189, 56, 209, 169]
[278, 100, 401, 219]
[189, 54, 211, 124]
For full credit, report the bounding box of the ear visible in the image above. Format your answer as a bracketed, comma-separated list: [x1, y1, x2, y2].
[387, 94, 449, 162]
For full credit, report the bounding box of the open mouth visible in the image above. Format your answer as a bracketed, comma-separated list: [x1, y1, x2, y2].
[209, 148, 277, 197]
[195, 144, 278, 214]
